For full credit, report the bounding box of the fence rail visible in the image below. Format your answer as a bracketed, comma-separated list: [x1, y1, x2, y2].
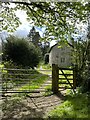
[0, 68, 52, 96]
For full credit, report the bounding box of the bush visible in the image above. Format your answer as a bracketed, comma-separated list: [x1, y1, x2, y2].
[2, 35, 41, 68]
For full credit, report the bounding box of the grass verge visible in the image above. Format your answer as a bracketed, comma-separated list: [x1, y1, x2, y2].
[47, 91, 89, 119]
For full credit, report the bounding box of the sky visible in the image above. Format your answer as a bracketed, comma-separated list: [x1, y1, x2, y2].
[14, 10, 45, 38]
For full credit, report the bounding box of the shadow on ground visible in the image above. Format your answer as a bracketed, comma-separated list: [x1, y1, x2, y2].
[1, 92, 64, 120]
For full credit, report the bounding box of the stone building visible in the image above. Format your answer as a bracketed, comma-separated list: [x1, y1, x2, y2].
[49, 43, 72, 68]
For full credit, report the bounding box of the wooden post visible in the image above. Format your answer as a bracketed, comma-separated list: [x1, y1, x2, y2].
[73, 66, 77, 89]
[52, 64, 59, 93]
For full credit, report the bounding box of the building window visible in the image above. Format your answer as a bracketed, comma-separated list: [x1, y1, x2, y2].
[61, 57, 65, 63]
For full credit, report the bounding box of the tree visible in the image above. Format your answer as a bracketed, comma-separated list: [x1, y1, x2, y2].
[27, 26, 41, 47]
[0, 2, 21, 32]
[71, 38, 87, 86]
[41, 41, 50, 57]
[27, 26, 50, 58]
[82, 5, 90, 92]
[2, 35, 41, 68]
[1, 1, 90, 92]
[0, 1, 89, 40]
[70, 7, 90, 92]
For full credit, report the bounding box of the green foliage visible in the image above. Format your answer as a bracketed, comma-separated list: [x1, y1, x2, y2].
[3, 60, 17, 69]
[81, 77, 90, 93]
[1, 1, 89, 93]
[48, 93, 89, 119]
[27, 26, 50, 58]
[27, 26, 41, 47]
[71, 38, 90, 92]
[1, 2, 89, 39]
[41, 42, 50, 57]
[0, 2, 21, 32]
[0, 63, 7, 75]
[2, 35, 41, 68]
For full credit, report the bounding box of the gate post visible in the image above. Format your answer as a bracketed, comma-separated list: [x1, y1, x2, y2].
[73, 66, 77, 89]
[52, 64, 59, 93]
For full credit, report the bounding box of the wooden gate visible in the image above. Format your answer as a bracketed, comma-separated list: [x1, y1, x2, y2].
[52, 64, 77, 93]
[1, 68, 50, 96]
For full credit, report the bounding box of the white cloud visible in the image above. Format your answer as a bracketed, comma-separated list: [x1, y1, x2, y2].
[13, 23, 31, 38]
[15, 10, 28, 24]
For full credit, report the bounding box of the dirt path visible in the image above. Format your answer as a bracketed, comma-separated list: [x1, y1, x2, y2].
[1, 77, 65, 120]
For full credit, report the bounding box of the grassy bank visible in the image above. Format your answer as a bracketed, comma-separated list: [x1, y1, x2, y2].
[48, 91, 89, 119]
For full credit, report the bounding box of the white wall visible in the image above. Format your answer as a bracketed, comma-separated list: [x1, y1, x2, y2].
[49, 44, 72, 68]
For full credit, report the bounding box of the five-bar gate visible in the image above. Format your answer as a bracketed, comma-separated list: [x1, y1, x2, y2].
[52, 64, 76, 93]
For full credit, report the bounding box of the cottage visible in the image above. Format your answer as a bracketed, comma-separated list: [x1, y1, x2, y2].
[49, 42, 72, 68]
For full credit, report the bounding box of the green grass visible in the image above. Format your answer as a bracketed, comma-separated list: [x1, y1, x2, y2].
[2, 67, 49, 101]
[48, 92, 89, 119]
[37, 62, 51, 70]
[1, 66, 49, 99]
[43, 84, 53, 96]
[19, 75, 48, 91]
[2, 69, 49, 89]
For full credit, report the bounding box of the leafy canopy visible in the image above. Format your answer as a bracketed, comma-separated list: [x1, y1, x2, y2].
[0, 2, 21, 32]
[0, 1, 89, 40]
